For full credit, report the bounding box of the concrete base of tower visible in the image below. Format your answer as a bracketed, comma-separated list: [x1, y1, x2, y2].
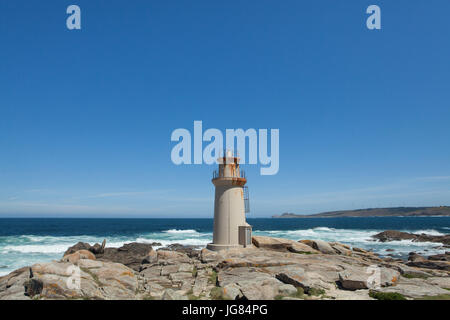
[206, 243, 244, 251]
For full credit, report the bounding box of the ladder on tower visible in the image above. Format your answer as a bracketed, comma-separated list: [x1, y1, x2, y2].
[243, 186, 250, 213]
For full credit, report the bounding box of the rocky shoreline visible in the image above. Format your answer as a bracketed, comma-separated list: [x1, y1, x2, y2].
[1, 233, 449, 300]
[372, 230, 450, 246]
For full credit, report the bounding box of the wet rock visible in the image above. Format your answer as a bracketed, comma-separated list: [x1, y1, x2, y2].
[373, 230, 450, 245]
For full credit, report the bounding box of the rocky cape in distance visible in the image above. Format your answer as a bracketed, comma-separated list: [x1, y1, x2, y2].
[272, 206, 450, 218]
[1, 231, 449, 301]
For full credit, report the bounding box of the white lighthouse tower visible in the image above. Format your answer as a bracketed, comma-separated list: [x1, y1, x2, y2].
[207, 150, 252, 251]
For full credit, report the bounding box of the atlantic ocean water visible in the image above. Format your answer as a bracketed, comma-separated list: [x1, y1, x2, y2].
[1, 217, 449, 276]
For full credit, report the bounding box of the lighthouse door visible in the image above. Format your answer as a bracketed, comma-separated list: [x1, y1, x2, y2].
[239, 226, 252, 247]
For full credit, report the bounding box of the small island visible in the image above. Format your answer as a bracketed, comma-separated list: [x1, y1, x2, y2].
[273, 206, 450, 218]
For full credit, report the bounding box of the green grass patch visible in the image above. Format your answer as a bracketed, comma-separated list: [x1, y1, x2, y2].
[80, 267, 104, 287]
[208, 270, 218, 285]
[369, 290, 406, 300]
[275, 287, 305, 300]
[308, 288, 325, 296]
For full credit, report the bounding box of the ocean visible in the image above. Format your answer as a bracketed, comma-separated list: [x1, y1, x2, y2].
[1, 217, 449, 277]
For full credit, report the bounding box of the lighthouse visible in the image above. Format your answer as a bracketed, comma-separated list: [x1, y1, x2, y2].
[207, 150, 252, 251]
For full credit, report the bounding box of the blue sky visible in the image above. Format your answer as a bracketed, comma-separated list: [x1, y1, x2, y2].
[1, 1, 449, 217]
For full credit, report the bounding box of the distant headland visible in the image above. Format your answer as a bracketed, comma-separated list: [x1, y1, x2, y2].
[272, 206, 450, 218]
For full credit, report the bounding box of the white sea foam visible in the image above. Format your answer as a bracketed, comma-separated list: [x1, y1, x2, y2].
[413, 229, 445, 236]
[2, 243, 72, 254]
[163, 229, 199, 234]
[0, 226, 448, 277]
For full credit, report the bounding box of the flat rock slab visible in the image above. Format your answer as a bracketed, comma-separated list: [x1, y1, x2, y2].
[217, 267, 296, 300]
[373, 277, 450, 299]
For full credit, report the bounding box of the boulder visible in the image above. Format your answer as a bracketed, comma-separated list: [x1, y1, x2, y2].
[31, 260, 139, 300]
[300, 239, 336, 255]
[338, 266, 399, 290]
[63, 240, 106, 256]
[96, 243, 155, 271]
[252, 236, 297, 251]
[217, 267, 296, 300]
[157, 250, 191, 264]
[330, 243, 352, 256]
[352, 247, 370, 254]
[273, 265, 335, 293]
[287, 242, 319, 255]
[408, 252, 426, 262]
[62, 250, 96, 264]
[0, 267, 31, 300]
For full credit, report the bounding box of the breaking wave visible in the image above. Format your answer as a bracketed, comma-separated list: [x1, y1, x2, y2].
[163, 229, 199, 234]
